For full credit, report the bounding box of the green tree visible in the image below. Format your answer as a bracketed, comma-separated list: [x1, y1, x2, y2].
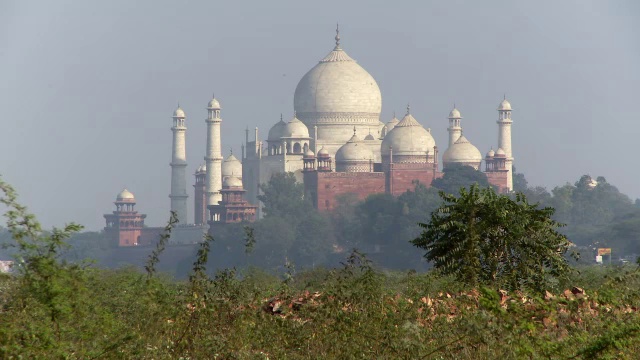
[412, 184, 572, 292]
[432, 163, 491, 194]
[512, 166, 528, 192]
[258, 172, 310, 218]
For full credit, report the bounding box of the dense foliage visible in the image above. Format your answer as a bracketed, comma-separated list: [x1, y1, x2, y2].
[432, 163, 491, 194]
[412, 184, 572, 292]
[2, 175, 640, 358]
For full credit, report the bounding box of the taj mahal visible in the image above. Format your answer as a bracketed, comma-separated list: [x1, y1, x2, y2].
[104, 26, 514, 246]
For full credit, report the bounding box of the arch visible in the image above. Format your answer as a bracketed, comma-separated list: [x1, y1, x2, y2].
[293, 142, 301, 154]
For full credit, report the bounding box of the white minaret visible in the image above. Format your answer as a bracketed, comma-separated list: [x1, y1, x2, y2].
[205, 95, 223, 207]
[447, 105, 462, 148]
[497, 96, 514, 191]
[170, 105, 188, 224]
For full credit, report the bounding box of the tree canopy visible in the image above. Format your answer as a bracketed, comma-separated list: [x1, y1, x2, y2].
[432, 164, 490, 194]
[412, 184, 572, 292]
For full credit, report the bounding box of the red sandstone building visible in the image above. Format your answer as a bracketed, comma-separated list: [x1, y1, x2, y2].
[208, 176, 258, 226]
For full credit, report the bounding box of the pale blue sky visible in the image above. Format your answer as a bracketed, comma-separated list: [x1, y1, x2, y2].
[1, 0, 638, 230]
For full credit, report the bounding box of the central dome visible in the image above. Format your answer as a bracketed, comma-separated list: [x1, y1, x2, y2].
[293, 29, 382, 151]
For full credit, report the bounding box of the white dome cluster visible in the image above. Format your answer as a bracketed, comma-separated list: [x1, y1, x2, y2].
[335, 133, 375, 172]
[381, 110, 436, 162]
[442, 135, 483, 169]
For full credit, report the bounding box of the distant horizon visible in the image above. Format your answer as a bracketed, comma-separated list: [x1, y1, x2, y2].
[1, 0, 638, 230]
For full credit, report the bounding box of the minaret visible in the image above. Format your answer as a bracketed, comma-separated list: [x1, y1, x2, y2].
[205, 95, 223, 207]
[447, 105, 462, 148]
[170, 105, 188, 224]
[497, 96, 514, 191]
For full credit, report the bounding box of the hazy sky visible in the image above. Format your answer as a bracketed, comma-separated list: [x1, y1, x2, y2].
[1, 0, 639, 230]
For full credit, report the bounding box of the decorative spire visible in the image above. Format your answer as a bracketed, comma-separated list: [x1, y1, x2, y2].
[293, 110, 297, 118]
[393, 110, 396, 118]
[335, 23, 341, 48]
[353, 126, 356, 135]
[229, 146, 233, 155]
[503, 93, 506, 100]
[406, 103, 411, 115]
[280, 113, 283, 122]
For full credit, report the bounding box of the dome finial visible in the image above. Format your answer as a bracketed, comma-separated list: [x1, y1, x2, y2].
[293, 110, 297, 118]
[229, 146, 233, 155]
[504, 93, 506, 100]
[393, 110, 396, 118]
[335, 23, 341, 48]
[353, 126, 356, 135]
[280, 113, 283, 122]
[406, 103, 411, 115]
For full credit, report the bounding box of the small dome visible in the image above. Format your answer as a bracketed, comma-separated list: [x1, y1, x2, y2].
[208, 97, 221, 109]
[304, 149, 315, 157]
[317, 146, 330, 157]
[173, 106, 185, 118]
[116, 189, 135, 201]
[196, 164, 207, 173]
[448, 107, 462, 119]
[495, 148, 506, 157]
[498, 98, 512, 111]
[268, 117, 288, 141]
[223, 176, 243, 188]
[335, 134, 374, 162]
[364, 132, 376, 141]
[381, 111, 436, 158]
[486, 149, 495, 158]
[442, 135, 482, 165]
[386, 116, 400, 130]
[283, 115, 310, 138]
[222, 154, 242, 179]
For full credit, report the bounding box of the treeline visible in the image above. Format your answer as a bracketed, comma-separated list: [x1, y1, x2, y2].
[210, 167, 639, 272]
[2, 174, 640, 358]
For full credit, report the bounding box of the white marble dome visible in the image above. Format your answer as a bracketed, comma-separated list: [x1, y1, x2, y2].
[268, 117, 287, 141]
[222, 154, 242, 179]
[336, 134, 374, 162]
[495, 148, 506, 157]
[442, 135, 482, 166]
[116, 189, 135, 202]
[335, 133, 375, 172]
[196, 164, 207, 173]
[294, 48, 381, 117]
[381, 112, 436, 159]
[208, 97, 220, 109]
[448, 107, 461, 119]
[498, 98, 512, 111]
[283, 115, 310, 138]
[293, 32, 382, 150]
[317, 146, 330, 157]
[173, 106, 185, 118]
[223, 176, 243, 188]
[486, 149, 495, 158]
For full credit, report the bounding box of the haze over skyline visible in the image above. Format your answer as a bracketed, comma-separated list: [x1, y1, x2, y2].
[1, 0, 639, 230]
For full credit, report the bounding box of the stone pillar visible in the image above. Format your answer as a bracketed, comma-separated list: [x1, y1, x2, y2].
[170, 106, 188, 224]
[206, 97, 223, 206]
[497, 99, 514, 191]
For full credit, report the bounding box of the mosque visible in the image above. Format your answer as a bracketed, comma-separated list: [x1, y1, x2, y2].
[103, 26, 514, 247]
